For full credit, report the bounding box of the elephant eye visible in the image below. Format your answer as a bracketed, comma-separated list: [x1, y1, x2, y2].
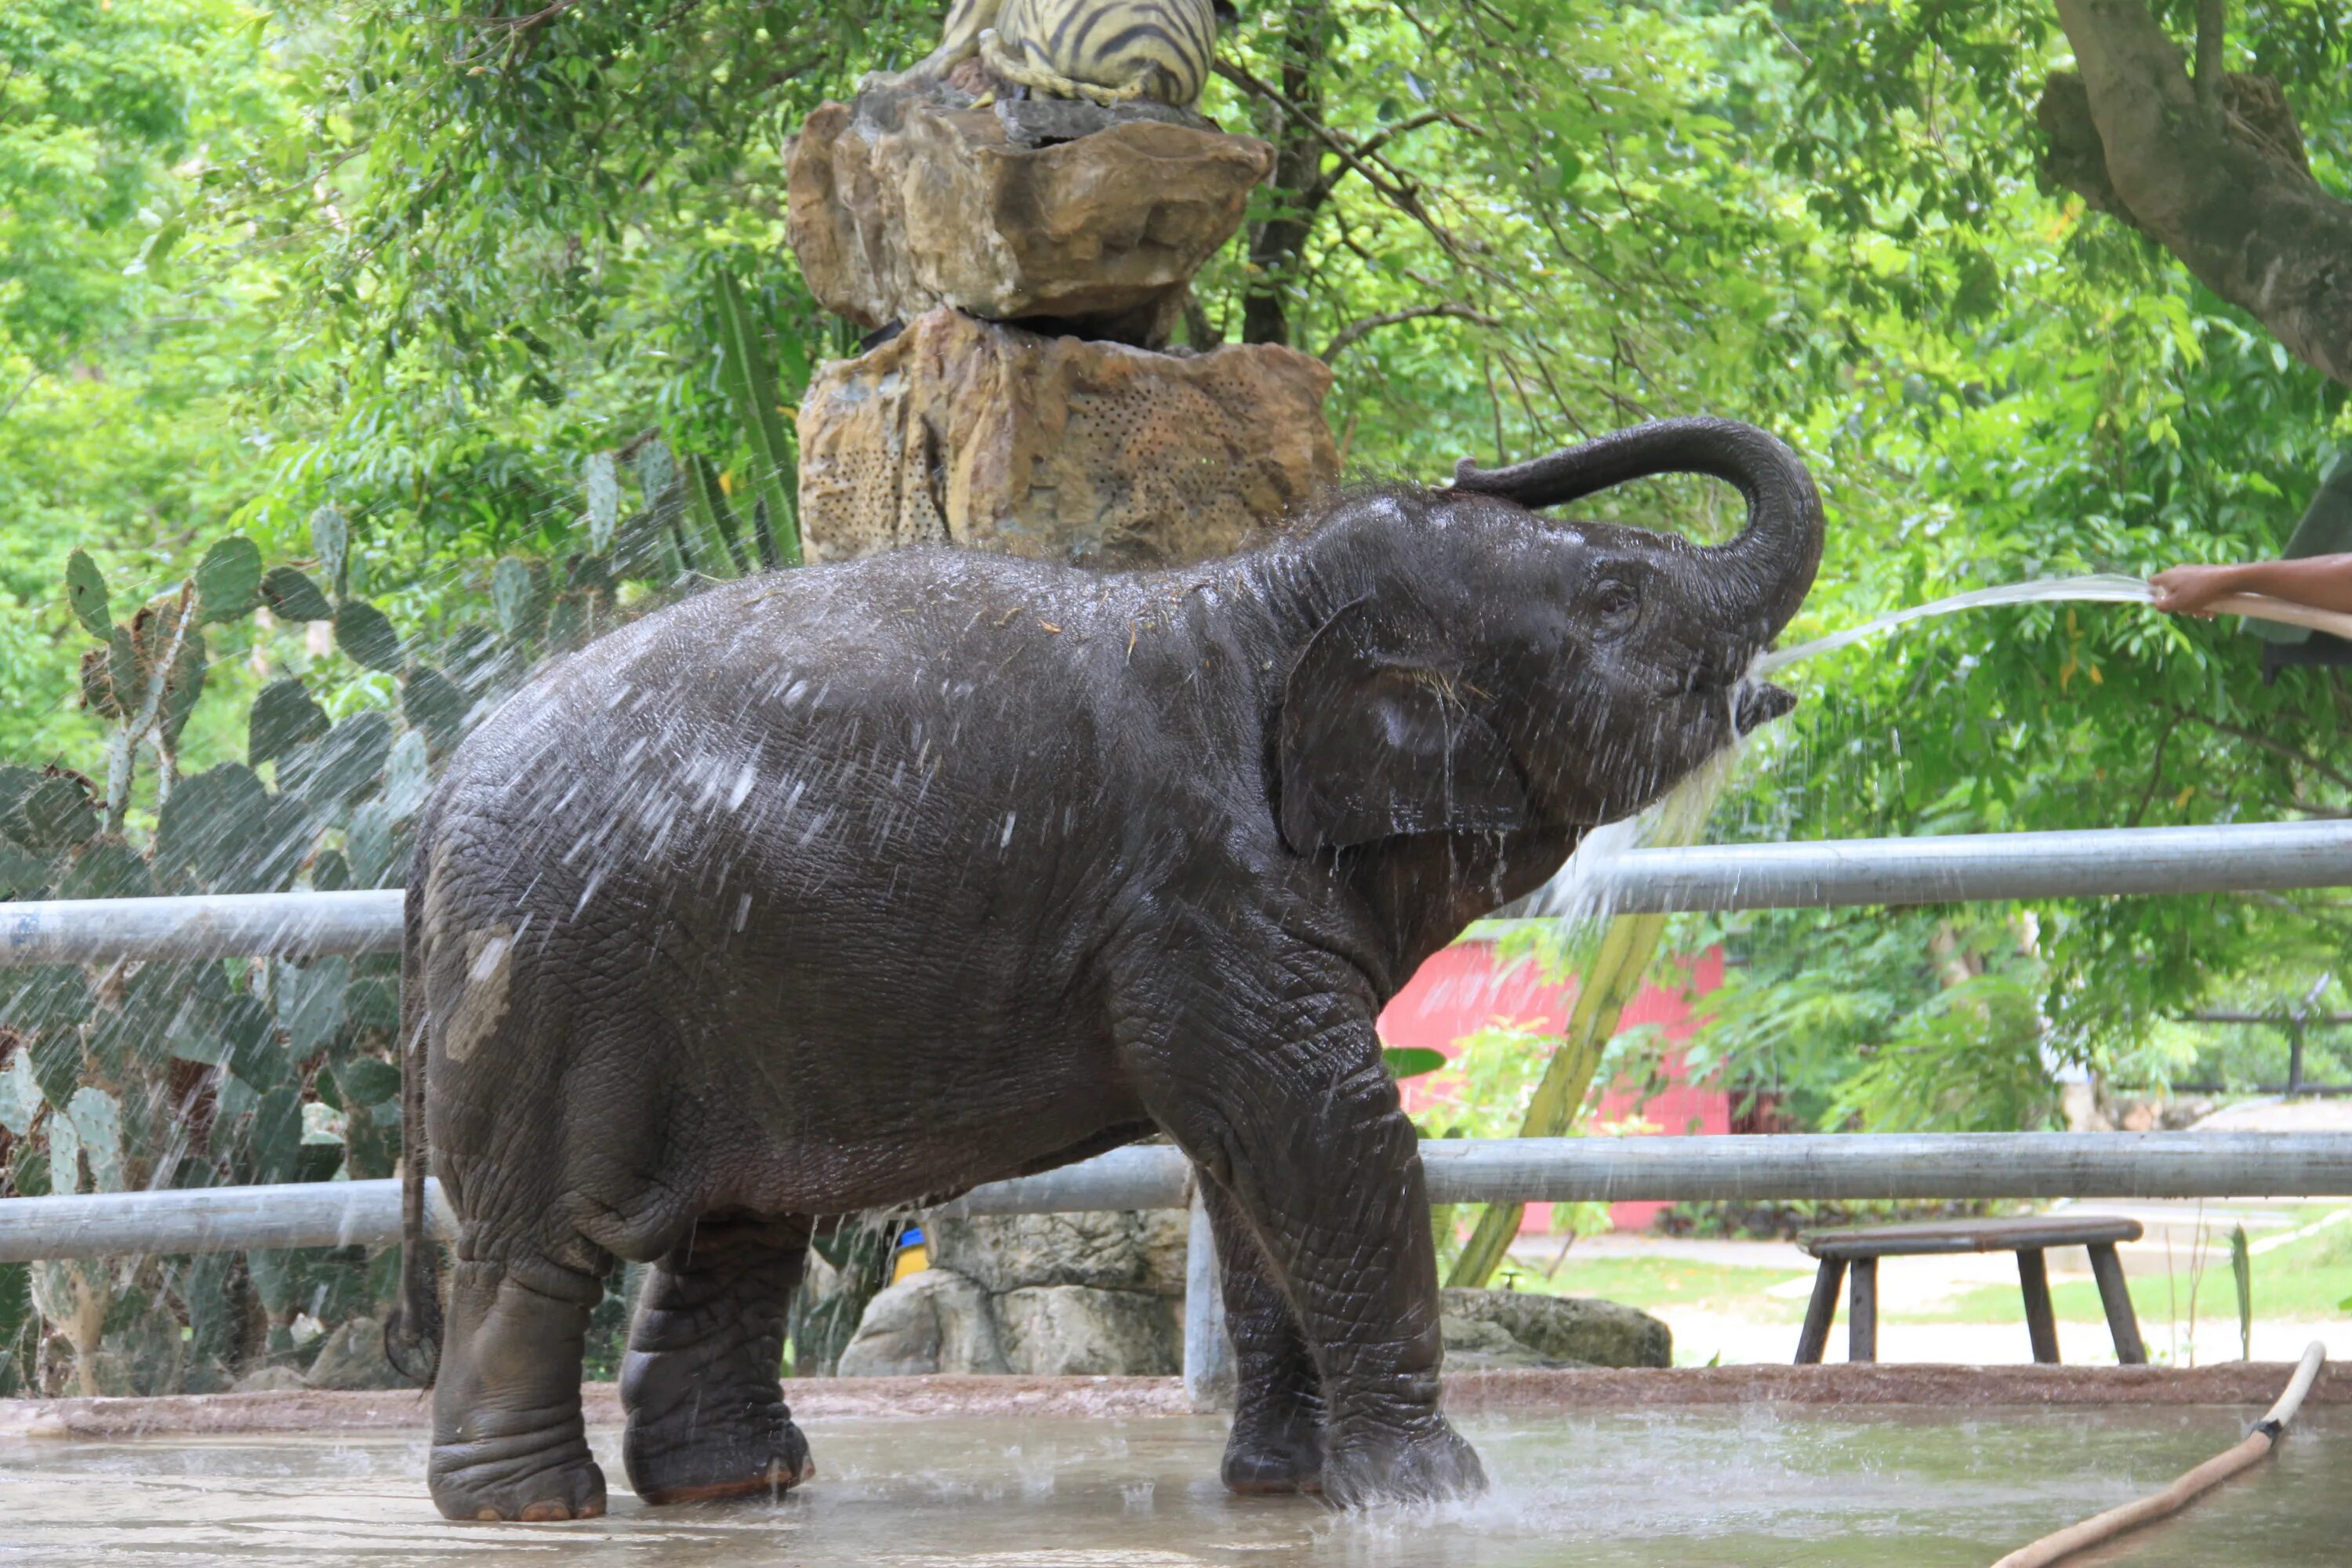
[1594, 578, 1640, 627]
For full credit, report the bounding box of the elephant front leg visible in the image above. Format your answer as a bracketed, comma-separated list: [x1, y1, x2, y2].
[1138, 1002, 1484, 1508]
[429, 1259, 607, 1522]
[621, 1215, 815, 1504]
[1202, 1178, 1326, 1494]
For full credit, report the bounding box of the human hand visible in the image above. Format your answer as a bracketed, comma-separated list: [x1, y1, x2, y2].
[2149, 564, 2238, 617]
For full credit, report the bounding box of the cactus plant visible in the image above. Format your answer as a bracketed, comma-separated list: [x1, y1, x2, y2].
[1, 419, 797, 1391]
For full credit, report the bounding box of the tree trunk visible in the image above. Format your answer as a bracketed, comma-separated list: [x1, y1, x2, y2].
[1240, 4, 1330, 348]
[2043, 0, 2352, 387]
[1928, 922, 1984, 989]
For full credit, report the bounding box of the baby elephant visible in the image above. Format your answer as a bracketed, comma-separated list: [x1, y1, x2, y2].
[391, 417, 1822, 1519]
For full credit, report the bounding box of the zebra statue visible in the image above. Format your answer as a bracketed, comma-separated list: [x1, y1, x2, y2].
[897, 0, 1231, 111]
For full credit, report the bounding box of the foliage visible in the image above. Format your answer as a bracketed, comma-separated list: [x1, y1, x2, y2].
[0, 480, 707, 1389]
[1406, 1018, 1616, 1269]
[1201, 0, 1843, 480]
[2229, 1222, 2252, 1361]
[5, 0, 2352, 1367]
[1678, 908, 2056, 1132]
[1684, 0, 2352, 1116]
[1381, 1047, 1447, 1083]
[1697, 288, 2352, 1103]
[1408, 1021, 1557, 1144]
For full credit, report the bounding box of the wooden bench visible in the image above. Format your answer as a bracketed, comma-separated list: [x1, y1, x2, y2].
[1793, 1214, 2147, 1366]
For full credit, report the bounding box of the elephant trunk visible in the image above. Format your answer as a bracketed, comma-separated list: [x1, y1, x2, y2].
[1452, 416, 1824, 647]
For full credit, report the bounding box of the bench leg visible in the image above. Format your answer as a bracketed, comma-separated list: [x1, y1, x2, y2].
[1848, 1258, 1878, 1363]
[1795, 1260, 1846, 1365]
[2087, 1242, 2147, 1365]
[2017, 1248, 2060, 1364]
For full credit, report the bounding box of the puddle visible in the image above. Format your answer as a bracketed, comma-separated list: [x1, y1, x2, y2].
[2, 1408, 2347, 1564]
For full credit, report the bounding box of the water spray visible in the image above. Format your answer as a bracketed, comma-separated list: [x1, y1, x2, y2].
[1759, 573, 2352, 676]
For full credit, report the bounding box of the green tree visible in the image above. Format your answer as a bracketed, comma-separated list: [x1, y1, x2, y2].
[5, 0, 2350, 1316]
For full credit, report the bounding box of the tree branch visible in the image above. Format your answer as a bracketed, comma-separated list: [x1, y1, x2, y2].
[1213, 58, 1468, 260]
[2165, 702, 2352, 797]
[2127, 719, 2176, 826]
[1348, 108, 1479, 170]
[2045, 0, 2352, 385]
[2194, 0, 2226, 110]
[0, 370, 38, 425]
[1319, 302, 1499, 363]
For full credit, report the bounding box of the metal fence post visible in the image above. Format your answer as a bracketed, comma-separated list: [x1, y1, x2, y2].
[1182, 1178, 1234, 1411]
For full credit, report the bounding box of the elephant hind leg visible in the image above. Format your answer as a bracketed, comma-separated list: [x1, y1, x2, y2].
[1201, 1178, 1327, 1495]
[427, 1255, 609, 1522]
[622, 1213, 815, 1505]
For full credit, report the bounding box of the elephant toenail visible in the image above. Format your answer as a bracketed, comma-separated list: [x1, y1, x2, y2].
[475, 1507, 503, 1522]
[519, 1501, 572, 1522]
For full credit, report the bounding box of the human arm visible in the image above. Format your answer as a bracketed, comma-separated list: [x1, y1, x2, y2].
[2149, 554, 2352, 617]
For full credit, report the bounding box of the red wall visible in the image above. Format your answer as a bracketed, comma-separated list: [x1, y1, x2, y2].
[1377, 940, 1727, 1232]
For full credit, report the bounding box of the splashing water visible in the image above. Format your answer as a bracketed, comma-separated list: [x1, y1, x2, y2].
[1518, 576, 2181, 931]
[1526, 745, 1740, 922]
[1530, 573, 2191, 914]
[1523, 567, 2346, 922]
[1756, 573, 2156, 676]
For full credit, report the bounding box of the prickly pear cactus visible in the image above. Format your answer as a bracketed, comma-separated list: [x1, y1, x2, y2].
[0, 448, 747, 1395]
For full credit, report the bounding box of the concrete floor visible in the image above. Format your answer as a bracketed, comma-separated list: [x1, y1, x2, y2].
[2, 1406, 2347, 1566]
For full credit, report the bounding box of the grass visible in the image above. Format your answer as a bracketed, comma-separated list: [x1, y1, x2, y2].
[1938, 1228, 2352, 1328]
[1486, 1203, 2352, 1345]
[1495, 1254, 1813, 1323]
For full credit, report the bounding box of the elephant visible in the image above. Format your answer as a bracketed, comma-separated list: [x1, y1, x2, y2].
[388, 415, 1823, 1521]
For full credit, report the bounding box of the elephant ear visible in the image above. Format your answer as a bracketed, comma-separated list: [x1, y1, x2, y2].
[1276, 599, 1533, 854]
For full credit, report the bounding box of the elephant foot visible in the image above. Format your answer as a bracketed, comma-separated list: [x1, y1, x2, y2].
[1320, 1417, 1486, 1509]
[622, 1387, 815, 1505]
[635, 1453, 815, 1506]
[619, 1214, 814, 1507]
[429, 1428, 608, 1522]
[428, 1259, 607, 1523]
[1221, 1406, 1325, 1496]
[622, 1348, 814, 1506]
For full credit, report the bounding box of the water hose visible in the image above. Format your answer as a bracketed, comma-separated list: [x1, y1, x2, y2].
[2201, 592, 2352, 642]
[1991, 1341, 2328, 1568]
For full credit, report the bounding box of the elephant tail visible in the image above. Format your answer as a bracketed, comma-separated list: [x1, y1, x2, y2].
[383, 828, 443, 1387]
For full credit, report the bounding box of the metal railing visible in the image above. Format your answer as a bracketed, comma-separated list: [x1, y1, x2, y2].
[5, 1134, 2349, 1266]
[5, 818, 2352, 1403]
[6, 1132, 2350, 1403]
[7, 821, 2351, 968]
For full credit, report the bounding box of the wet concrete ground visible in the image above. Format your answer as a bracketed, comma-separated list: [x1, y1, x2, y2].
[2, 1406, 2346, 1566]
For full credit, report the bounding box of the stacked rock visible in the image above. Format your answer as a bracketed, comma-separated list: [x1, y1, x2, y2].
[837, 1209, 1191, 1377]
[786, 21, 1337, 1380]
[785, 68, 1339, 566]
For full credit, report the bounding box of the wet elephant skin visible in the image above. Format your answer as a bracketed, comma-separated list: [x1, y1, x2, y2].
[390, 416, 1824, 1519]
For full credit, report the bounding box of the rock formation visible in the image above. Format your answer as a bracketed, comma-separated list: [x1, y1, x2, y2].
[799, 308, 1336, 567]
[786, 74, 1338, 569]
[303, 1314, 423, 1391]
[836, 1209, 1189, 1377]
[836, 1269, 1010, 1377]
[1439, 1312, 1571, 1370]
[1440, 1287, 1674, 1369]
[789, 84, 1269, 347]
[837, 1243, 1676, 1379]
[786, 40, 1340, 1382]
